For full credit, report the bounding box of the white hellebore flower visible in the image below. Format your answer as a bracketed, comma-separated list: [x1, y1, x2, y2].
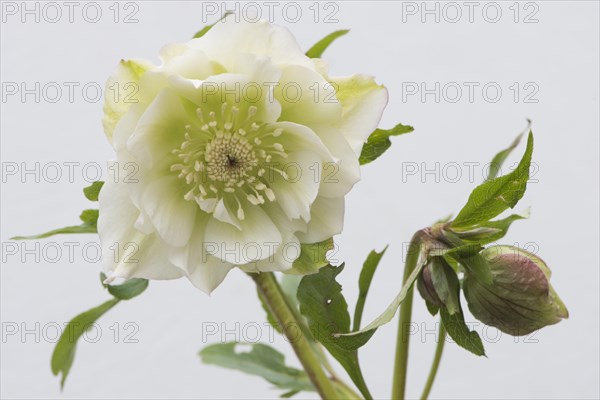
[98, 19, 388, 293]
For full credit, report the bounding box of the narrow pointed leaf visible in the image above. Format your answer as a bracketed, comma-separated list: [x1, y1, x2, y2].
[51, 298, 120, 389]
[353, 247, 387, 331]
[193, 12, 233, 38]
[359, 123, 414, 165]
[337, 244, 428, 342]
[486, 120, 531, 181]
[106, 278, 148, 300]
[305, 29, 349, 58]
[451, 132, 534, 229]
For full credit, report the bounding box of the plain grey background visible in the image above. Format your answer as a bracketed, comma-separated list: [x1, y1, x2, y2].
[1, 1, 598, 399]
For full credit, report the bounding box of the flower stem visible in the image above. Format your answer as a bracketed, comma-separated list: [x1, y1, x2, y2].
[250, 272, 339, 400]
[420, 322, 446, 400]
[391, 232, 423, 399]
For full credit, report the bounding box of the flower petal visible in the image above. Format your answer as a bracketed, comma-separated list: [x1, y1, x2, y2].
[186, 255, 234, 294]
[242, 233, 300, 273]
[269, 150, 322, 222]
[297, 196, 345, 243]
[310, 124, 361, 198]
[102, 59, 154, 143]
[189, 19, 315, 71]
[329, 74, 388, 155]
[204, 203, 282, 264]
[126, 88, 191, 169]
[275, 65, 342, 127]
[140, 175, 197, 247]
[98, 179, 184, 280]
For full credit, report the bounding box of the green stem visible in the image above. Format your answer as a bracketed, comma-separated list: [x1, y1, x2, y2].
[391, 232, 423, 399]
[420, 322, 446, 400]
[251, 272, 339, 400]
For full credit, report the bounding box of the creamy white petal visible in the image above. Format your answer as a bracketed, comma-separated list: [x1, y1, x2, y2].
[297, 196, 345, 243]
[275, 65, 342, 126]
[310, 124, 361, 198]
[204, 203, 282, 265]
[159, 43, 222, 79]
[269, 150, 322, 222]
[329, 74, 388, 155]
[242, 233, 300, 273]
[186, 255, 234, 294]
[126, 88, 190, 169]
[140, 175, 197, 247]
[189, 19, 315, 71]
[102, 59, 155, 143]
[98, 179, 184, 280]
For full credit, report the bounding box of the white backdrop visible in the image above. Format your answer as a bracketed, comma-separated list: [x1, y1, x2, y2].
[1, 1, 598, 399]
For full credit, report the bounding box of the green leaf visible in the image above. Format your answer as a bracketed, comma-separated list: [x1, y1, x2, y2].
[425, 300, 440, 316]
[297, 265, 373, 399]
[353, 247, 387, 331]
[51, 298, 120, 389]
[83, 181, 104, 201]
[12, 209, 99, 240]
[451, 132, 534, 229]
[440, 306, 486, 356]
[305, 29, 349, 58]
[280, 390, 300, 398]
[11, 224, 96, 240]
[106, 278, 148, 300]
[284, 238, 333, 275]
[429, 257, 461, 315]
[486, 120, 531, 181]
[193, 12, 233, 38]
[338, 243, 428, 342]
[453, 252, 493, 285]
[199, 343, 315, 393]
[453, 209, 530, 245]
[359, 123, 414, 165]
[79, 209, 99, 225]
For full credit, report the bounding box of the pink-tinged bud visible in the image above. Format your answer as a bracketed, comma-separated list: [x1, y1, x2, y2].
[463, 245, 568, 336]
[417, 256, 460, 315]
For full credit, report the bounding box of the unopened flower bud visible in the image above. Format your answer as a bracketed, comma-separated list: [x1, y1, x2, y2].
[463, 245, 568, 336]
[417, 256, 460, 314]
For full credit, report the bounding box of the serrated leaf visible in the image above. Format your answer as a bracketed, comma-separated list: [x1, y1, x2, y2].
[79, 209, 99, 225]
[486, 120, 531, 181]
[353, 247, 387, 331]
[305, 29, 349, 58]
[359, 123, 414, 165]
[199, 343, 315, 393]
[453, 209, 530, 245]
[83, 181, 104, 201]
[337, 243, 428, 342]
[51, 298, 120, 389]
[297, 265, 373, 399]
[452, 132, 534, 229]
[193, 12, 233, 38]
[284, 238, 333, 275]
[440, 306, 485, 356]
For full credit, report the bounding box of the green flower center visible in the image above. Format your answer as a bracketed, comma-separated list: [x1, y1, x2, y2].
[170, 103, 289, 218]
